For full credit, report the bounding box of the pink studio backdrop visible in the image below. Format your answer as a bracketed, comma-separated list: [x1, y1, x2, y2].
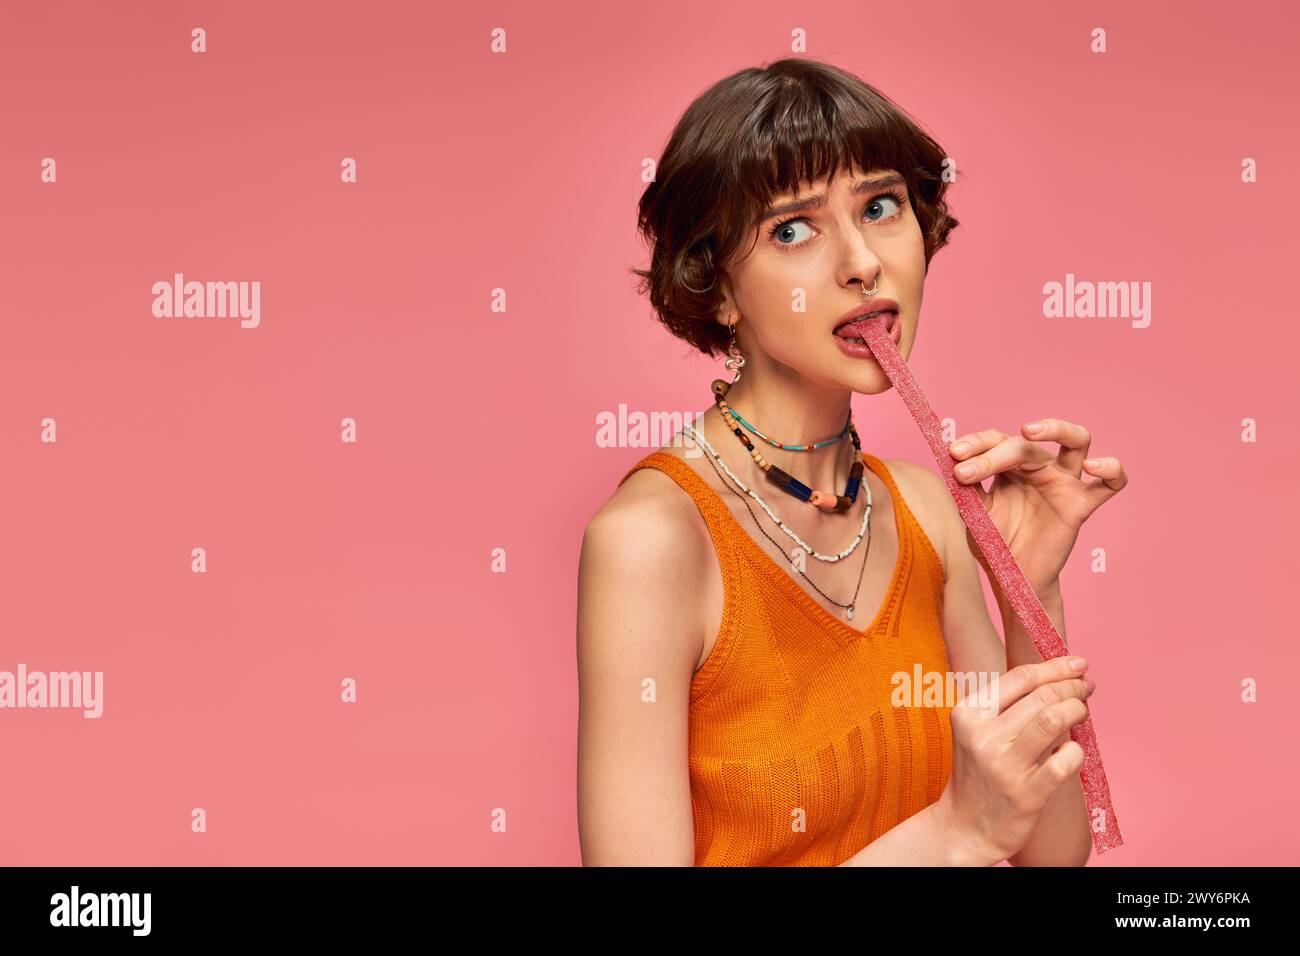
[2, 0, 1297, 866]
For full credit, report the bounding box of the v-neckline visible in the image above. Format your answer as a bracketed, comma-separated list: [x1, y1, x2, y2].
[687, 450, 908, 642]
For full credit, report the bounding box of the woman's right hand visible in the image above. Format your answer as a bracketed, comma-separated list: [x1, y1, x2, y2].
[937, 655, 1097, 865]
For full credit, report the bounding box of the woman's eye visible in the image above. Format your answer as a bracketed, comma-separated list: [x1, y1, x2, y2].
[865, 194, 902, 221]
[772, 219, 814, 245]
[768, 192, 906, 249]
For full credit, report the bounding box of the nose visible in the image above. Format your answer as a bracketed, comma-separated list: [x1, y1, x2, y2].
[836, 227, 884, 293]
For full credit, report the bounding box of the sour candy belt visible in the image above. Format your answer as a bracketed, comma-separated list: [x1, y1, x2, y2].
[847, 313, 1123, 855]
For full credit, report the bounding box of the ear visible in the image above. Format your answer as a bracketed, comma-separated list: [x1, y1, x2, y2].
[712, 292, 739, 333]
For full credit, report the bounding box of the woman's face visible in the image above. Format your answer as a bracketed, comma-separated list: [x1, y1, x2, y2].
[719, 163, 927, 394]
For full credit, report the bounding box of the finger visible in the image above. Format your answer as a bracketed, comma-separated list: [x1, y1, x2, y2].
[1081, 456, 1128, 511]
[1042, 676, 1096, 762]
[948, 428, 1009, 463]
[1000, 672, 1093, 741]
[1041, 724, 1079, 766]
[987, 655, 1088, 717]
[948, 429, 1009, 511]
[1008, 694, 1091, 767]
[1024, 740, 1086, 806]
[952, 434, 1052, 487]
[1021, 418, 1092, 477]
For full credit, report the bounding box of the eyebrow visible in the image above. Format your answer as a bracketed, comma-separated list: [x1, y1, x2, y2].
[756, 173, 908, 224]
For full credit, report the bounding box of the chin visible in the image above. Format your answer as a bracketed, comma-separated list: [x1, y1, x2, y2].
[847, 372, 895, 396]
[833, 334, 912, 392]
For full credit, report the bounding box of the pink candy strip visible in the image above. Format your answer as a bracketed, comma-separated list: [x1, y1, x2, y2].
[849, 314, 1123, 855]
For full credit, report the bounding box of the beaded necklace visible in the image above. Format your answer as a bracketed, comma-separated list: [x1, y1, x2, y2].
[688, 426, 874, 620]
[711, 378, 864, 513]
[684, 423, 873, 564]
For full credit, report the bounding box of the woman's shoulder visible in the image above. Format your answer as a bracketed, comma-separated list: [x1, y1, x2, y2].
[583, 440, 713, 568]
[577, 444, 713, 718]
[878, 455, 941, 495]
[877, 456, 957, 582]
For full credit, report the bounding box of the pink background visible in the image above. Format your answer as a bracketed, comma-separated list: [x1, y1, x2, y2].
[1, 0, 1296, 865]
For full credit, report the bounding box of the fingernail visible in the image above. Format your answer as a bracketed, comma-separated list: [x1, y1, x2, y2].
[957, 463, 976, 478]
[1084, 458, 1101, 468]
[1025, 422, 1045, 435]
[1068, 656, 1088, 671]
[951, 441, 970, 456]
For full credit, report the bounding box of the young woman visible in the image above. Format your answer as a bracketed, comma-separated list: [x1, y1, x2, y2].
[576, 58, 1127, 866]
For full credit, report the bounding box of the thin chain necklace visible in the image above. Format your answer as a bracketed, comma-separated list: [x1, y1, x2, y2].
[684, 423, 872, 563]
[693, 425, 873, 621]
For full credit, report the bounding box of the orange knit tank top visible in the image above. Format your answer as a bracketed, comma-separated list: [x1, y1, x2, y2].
[618, 449, 954, 866]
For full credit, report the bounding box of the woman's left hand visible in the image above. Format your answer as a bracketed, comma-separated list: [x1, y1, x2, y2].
[948, 418, 1128, 597]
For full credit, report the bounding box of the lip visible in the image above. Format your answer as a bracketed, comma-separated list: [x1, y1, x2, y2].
[833, 298, 900, 335]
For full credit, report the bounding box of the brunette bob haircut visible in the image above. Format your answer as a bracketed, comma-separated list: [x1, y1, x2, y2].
[631, 57, 961, 358]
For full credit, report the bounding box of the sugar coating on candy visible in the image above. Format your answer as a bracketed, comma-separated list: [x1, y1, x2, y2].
[848, 314, 1124, 855]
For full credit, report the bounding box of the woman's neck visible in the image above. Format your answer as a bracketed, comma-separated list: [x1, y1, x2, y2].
[705, 377, 860, 496]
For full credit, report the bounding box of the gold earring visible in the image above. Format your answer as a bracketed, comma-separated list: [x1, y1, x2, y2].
[724, 319, 745, 383]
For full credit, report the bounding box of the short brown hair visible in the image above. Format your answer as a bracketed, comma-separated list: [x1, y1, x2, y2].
[630, 57, 962, 358]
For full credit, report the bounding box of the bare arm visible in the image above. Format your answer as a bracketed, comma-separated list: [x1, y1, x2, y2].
[576, 494, 701, 866]
[838, 798, 1003, 866]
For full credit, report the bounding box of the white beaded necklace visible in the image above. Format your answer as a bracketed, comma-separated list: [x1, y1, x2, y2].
[683, 423, 872, 563]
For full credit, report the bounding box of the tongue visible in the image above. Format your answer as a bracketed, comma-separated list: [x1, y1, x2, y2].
[838, 312, 892, 337]
[840, 313, 889, 337]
